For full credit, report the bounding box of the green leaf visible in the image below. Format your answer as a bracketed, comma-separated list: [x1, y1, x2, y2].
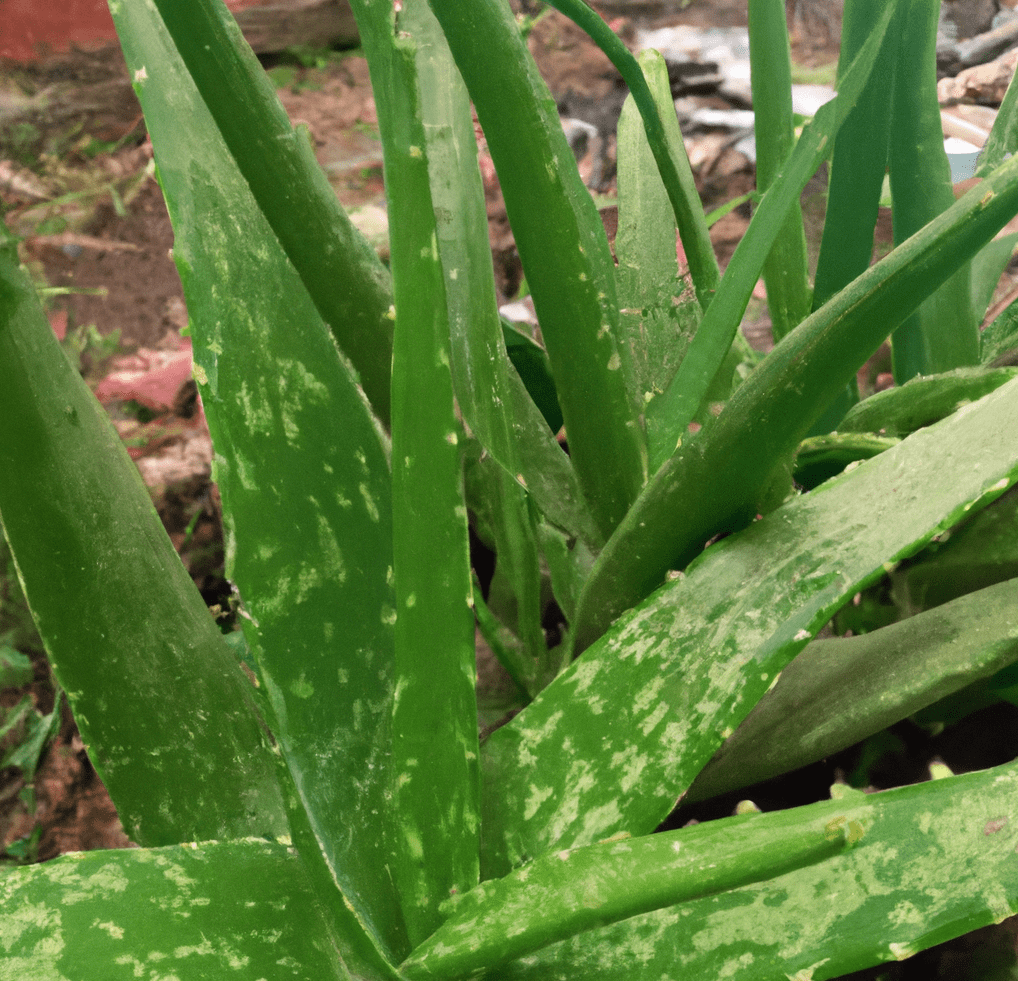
[481, 377, 1018, 876]
[1, 839, 350, 980]
[111, 1, 403, 963]
[749, 0, 811, 341]
[428, 0, 645, 538]
[793, 432, 900, 490]
[403, 795, 866, 979]
[477, 763, 1018, 980]
[892, 483, 1018, 615]
[838, 366, 1018, 437]
[614, 52, 700, 473]
[543, 0, 719, 310]
[0, 223, 288, 848]
[0, 646, 32, 687]
[649, 0, 897, 450]
[358, 0, 479, 945]
[686, 577, 1018, 803]
[888, 0, 979, 380]
[574, 150, 1018, 652]
[131, 0, 395, 426]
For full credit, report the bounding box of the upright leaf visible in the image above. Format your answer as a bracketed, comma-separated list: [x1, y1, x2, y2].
[133, 0, 395, 424]
[0, 222, 288, 848]
[352, 0, 479, 946]
[111, 1, 404, 965]
[428, 0, 645, 537]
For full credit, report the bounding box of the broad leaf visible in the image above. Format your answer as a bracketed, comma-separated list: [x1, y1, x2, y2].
[111, 0, 403, 963]
[482, 763, 1018, 980]
[481, 377, 1018, 876]
[0, 224, 288, 847]
[1, 839, 349, 980]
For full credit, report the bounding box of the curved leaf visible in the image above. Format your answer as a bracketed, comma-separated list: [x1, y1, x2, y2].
[111, 1, 403, 964]
[687, 577, 1018, 803]
[481, 763, 1018, 980]
[1, 839, 349, 980]
[0, 224, 288, 848]
[481, 377, 1018, 876]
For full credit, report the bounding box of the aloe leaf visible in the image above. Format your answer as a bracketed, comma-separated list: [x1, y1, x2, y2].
[0, 223, 288, 848]
[748, 0, 811, 341]
[839, 366, 1018, 436]
[475, 765, 1018, 980]
[687, 577, 1018, 803]
[888, 0, 979, 380]
[614, 52, 700, 471]
[1, 839, 353, 980]
[350, 0, 479, 945]
[812, 0, 894, 312]
[543, 0, 719, 309]
[793, 432, 900, 490]
[111, 2, 404, 964]
[130, 0, 394, 425]
[574, 151, 1018, 652]
[481, 377, 1018, 875]
[651, 0, 897, 448]
[408, 0, 593, 547]
[978, 54, 1018, 175]
[405, 3, 595, 550]
[428, 0, 645, 538]
[465, 450, 548, 697]
[402, 796, 866, 979]
[983, 297, 1018, 364]
[893, 484, 1018, 615]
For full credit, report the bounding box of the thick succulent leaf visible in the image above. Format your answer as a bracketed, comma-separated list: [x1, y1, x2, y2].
[893, 483, 1018, 614]
[111, 3, 403, 963]
[686, 577, 1018, 803]
[748, 0, 811, 342]
[402, 795, 866, 979]
[354, 0, 479, 946]
[0, 224, 287, 847]
[127, 0, 394, 425]
[888, 0, 979, 380]
[410, 0, 595, 548]
[839, 366, 1018, 436]
[481, 764, 1018, 980]
[574, 150, 1018, 652]
[480, 377, 1018, 876]
[614, 53, 699, 473]
[793, 432, 900, 490]
[429, 0, 646, 538]
[0, 839, 350, 980]
[983, 292, 1018, 365]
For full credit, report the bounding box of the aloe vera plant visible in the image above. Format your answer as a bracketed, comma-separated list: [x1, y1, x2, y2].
[4, 0, 1018, 976]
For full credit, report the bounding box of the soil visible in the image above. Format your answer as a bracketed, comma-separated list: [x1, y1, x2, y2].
[2, 2, 1017, 976]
